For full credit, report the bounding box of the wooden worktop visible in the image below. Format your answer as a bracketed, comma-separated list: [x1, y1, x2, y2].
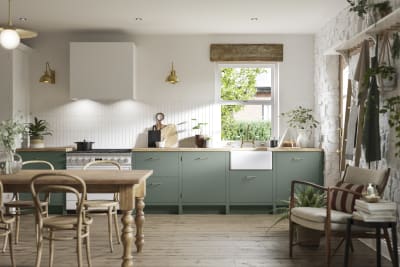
[132, 147, 323, 152]
[16, 147, 74, 152]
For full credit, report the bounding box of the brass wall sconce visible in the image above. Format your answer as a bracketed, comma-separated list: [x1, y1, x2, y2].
[165, 62, 179, 84]
[39, 62, 55, 84]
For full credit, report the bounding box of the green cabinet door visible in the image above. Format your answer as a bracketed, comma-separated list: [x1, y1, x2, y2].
[146, 176, 179, 204]
[133, 152, 180, 206]
[133, 152, 179, 176]
[229, 170, 273, 203]
[181, 152, 226, 204]
[274, 151, 323, 202]
[18, 151, 67, 214]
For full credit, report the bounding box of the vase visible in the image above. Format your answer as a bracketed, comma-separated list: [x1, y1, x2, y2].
[296, 130, 313, 148]
[0, 150, 22, 174]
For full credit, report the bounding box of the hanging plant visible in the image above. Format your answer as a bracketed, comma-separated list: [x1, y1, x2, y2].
[380, 96, 400, 157]
[347, 0, 369, 18]
[392, 33, 400, 61]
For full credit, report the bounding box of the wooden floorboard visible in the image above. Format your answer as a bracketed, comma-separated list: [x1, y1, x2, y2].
[0, 214, 392, 267]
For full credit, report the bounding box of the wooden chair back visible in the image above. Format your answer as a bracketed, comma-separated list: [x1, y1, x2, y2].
[341, 165, 390, 195]
[30, 173, 87, 222]
[83, 160, 121, 201]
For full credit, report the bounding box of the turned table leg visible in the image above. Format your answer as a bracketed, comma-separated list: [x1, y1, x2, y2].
[121, 210, 134, 267]
[135, 197, 145, 253]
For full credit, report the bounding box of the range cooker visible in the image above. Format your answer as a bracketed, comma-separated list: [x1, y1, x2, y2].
[66, 149, 132, 211]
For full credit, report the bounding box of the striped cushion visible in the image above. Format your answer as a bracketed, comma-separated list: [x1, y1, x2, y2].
[331, 182, 364, 213]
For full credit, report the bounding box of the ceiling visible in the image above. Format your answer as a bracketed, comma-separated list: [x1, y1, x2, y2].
[0, 0, 348, 35]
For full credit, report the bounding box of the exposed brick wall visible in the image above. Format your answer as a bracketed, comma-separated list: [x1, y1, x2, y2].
[314, 2, 400, 224]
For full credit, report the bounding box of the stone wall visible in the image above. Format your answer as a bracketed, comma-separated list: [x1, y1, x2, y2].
[314, 1, 400, 219]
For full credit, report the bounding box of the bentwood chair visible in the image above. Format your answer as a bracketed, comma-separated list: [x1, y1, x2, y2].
[83, 160, 121, 252]
[4, 160, 54, 246]
[0, 180, 16, 267]
[31, 172, 92, 267]
[289, 165, 391, 266]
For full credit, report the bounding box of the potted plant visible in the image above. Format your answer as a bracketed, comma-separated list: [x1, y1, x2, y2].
[347, 0, 369, 18]
[28, 117, 52, 148]
[366, 64, 397, 89]
[370, 1, 392, 21]
[281, 106, 319, 148]
[272, 186, 326, 247]
[192, 119, 207, 148]
[380, 96, 400, 157]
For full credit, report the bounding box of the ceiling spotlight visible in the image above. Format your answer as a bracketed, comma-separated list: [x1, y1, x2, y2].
[250, 17, 259, 21]
[135, 18, 143, 21]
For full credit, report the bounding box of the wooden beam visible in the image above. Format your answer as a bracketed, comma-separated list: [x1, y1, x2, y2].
[210, 44, 283, 62]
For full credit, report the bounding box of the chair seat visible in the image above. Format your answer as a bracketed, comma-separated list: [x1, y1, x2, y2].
[0, 215, 16, 225]
[84, 200, 118, 208]
[43, 215, 93, 230]
[5, 200, 48, 208]
[291, 207, 374, 232]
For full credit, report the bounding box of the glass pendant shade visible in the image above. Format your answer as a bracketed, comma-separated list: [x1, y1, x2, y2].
[0, 29, 20, 49]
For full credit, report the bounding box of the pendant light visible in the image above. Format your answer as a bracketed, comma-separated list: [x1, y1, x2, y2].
[165, 62, 179, 84]
[0, 0, 37, 50]
[39, 62, 55, 84]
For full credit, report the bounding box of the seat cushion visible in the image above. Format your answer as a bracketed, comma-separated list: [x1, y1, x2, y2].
[291, 207, 352, 224]
[331, 182, 364, 213]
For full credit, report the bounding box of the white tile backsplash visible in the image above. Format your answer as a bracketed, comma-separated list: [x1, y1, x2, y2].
[35, 100, 220, 148]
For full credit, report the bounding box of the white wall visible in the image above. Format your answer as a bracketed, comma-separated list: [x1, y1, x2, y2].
[24, 32, 314, 148]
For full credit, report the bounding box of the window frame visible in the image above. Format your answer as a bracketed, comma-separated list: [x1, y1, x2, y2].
[215, 62, 279, 139]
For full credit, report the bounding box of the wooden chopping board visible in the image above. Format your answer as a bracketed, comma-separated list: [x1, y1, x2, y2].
[161, 124, 178, 147]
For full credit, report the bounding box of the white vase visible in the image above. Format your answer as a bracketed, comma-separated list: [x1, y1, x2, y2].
[296, 130, 313, 148]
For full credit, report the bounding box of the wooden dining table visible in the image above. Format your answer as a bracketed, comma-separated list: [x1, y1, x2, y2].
[0, 169, 153, 267]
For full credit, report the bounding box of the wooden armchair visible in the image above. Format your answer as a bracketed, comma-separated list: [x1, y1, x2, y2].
[31, 172, 92, 267]
[83, 160, 121, 252]
[289, 165, 391, 266]
[0, 180, 15, 267]
[3, 160, 54, 248]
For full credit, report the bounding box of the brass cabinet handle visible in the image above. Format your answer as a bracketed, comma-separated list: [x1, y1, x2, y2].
[149, 182, 162, 187]
[243, 176, 257, 181]
[145, 157, 160, 161]
[194, 157, 208, 160]
[291, 157, 304, 161]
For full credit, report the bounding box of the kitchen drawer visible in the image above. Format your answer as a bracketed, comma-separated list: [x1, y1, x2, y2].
[146, 176, 179, 204]
[182, 175, 226, 203]
[229, 170, 273, 203]
[19, 152, 66, 169]
[133, 152, 179, 176]
[182, 152, 226, 177]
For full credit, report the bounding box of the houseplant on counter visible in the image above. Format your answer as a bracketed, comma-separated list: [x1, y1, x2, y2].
[28, 117, 52, 148]
[0, 119, 25, 174]
[192, 119, 207, 148]
[281, 106, 319, 148]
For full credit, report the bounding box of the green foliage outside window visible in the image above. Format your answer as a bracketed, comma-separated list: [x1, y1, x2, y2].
[220, 67, 270, 140]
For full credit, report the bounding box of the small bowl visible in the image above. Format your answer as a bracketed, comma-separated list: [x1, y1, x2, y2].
[156, 141, 166, 148]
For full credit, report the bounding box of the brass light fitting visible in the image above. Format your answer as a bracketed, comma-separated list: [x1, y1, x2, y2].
[0, 0, 38, 50]
[39, 62, 55, 84]
[166, 62, 179, 84]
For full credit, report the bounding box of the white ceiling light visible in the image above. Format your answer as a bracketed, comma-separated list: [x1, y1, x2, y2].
[0, 0, 37, 50]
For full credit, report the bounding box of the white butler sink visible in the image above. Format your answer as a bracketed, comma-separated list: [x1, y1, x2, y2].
[230, 150, 272, 170]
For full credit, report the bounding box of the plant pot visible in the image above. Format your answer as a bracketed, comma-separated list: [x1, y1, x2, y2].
[30, 136, 45, 148]
[296, 130, 313, 148]
[296, 225, 321, 247]
[195, 135, 205, 148]
[378, 73, 397, 90]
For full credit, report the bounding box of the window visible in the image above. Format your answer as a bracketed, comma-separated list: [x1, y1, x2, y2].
[216, 63, 278, 141]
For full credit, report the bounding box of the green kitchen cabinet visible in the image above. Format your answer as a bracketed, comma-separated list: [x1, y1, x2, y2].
[181, 152, 227, 204]
[133, 152, 180, 206]
[17, 151, 67, 214]
[274, 151, 324, 204]
[229, 170, 273, 204]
